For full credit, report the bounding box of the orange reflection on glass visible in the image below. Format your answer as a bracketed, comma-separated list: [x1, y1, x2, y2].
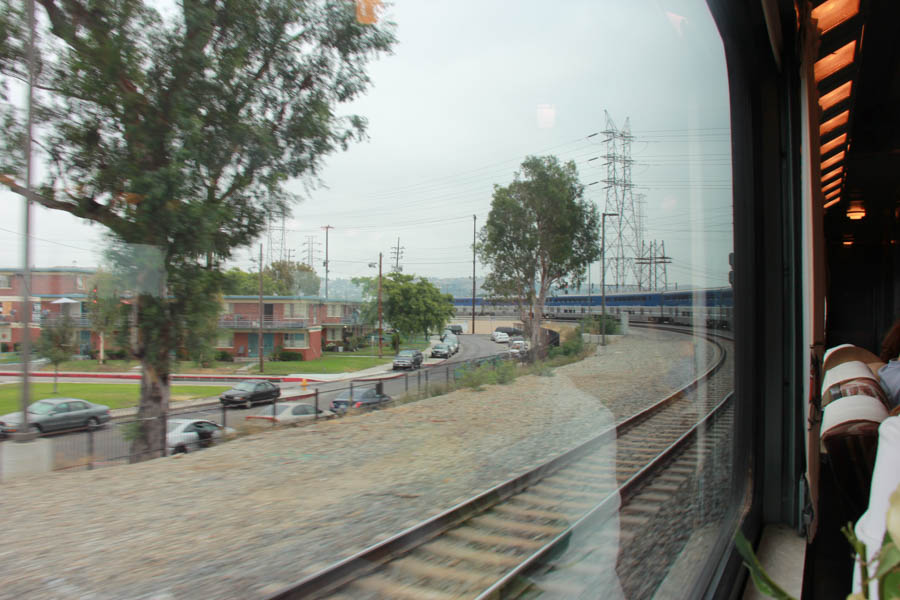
[824, 197, 841, 209]
[821, 150, 846, 171]
[820, 111, 849, 137]
[821, 133, 848, 157]
[825, 187, 841, 200]
[819, 82, 852, 113]
[356, 0, 382, 24]
[821, 165, 843, 183]
[811, 0, 860, 34]
[814, 41, 856, 82]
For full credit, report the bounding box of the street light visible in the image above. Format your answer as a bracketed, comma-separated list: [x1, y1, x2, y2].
[601, 212, 618, 347]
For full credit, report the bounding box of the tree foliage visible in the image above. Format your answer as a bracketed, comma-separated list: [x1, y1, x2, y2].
[477, 155, 600, 355]
[222, 261, 321, 296]
[36, 315, 76, 392]
[0, 0, 395, 460]
[86, 269, 129, 363]
[380, 272, 454, 340]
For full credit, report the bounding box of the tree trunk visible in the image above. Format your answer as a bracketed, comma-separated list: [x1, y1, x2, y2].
[54, 366, 58, 393]
[130, 358, 170, 463]
[99, 332, 105, 364]
[532, 280, 551, 359]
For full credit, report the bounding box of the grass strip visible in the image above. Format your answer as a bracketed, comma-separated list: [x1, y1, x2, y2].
[0, 383, 229, 414]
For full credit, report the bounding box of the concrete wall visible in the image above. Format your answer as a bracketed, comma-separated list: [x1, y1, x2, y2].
[0, 438, 54, 482]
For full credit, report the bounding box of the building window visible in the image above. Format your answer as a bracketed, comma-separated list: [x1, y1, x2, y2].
[216, 332, 234, 348]
[327, 303, 341, 317]
[75, 276, 85, 290]
[0, 275, 9, 289]
[283, 333, 307, 349]
[327, 327, 342, 341]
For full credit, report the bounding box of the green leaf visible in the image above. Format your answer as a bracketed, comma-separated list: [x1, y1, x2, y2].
[734, 530, 799, 600]
[875, 539, 900, 580]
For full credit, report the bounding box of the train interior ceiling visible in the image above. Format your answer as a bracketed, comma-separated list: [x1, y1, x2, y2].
[798, 0, 899, 596]
[820, 0, 900, 350]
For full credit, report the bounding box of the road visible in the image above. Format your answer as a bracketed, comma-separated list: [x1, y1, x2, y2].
[31, 334, 507, 468]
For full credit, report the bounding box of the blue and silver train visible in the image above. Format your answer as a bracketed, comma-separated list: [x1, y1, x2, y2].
[452, 287, 734, 330]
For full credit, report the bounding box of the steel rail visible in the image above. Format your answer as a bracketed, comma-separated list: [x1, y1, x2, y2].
[265, 327, 729, 600]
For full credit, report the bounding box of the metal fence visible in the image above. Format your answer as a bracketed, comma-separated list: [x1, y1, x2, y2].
[1, 350, 521, 474]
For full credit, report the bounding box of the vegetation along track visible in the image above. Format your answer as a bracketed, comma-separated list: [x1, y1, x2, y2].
[267, 327, 734, 600]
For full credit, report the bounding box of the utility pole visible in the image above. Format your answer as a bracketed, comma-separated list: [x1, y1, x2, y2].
[16, 0, 36, 440]
[601, 212, 618, 346]
[258, 244, 264, 373]
[322, 225, 333, 298]
[471, 215, 476, 334]
[378, 252, 383, 358]
[390, 237, 404, 272]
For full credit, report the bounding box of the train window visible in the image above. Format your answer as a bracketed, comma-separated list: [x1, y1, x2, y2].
[0, 0, 743, 598]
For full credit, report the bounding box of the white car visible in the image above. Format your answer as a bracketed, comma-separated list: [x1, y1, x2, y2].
[493, 332, 509, 343]
[166, 419, 234, 454]
[509, 339, 529, 356]
[245, 402, 335, 425]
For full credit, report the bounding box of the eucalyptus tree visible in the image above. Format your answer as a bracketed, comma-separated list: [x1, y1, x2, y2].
[478, 155, 601, 355]
[0, 0, 395, 460]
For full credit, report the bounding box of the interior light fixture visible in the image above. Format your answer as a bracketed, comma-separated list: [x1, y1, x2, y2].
[821, 149, 846, 171]
[823, 178, 842, 194]
[820, 111, 850, 137]
[821, 133, 848, 157]
[819, 81, 853, 113]
[814, 41, 856, 82]
[821, 165, 844, 183]
[842, 235, 854, 246]
[846, 198, 866, 220]
[811, 0, 860, 34]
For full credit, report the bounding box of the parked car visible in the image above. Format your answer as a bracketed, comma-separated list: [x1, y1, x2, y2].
[492, 326, 523, 341]
[0, 398, 111, 436]
[330, 387, 393, 415]
[430, 343, 451, 359]
[219, 380, 281, 409]
[440, 329, 454, 342]
[444, 335, 459, 354]
[493, 331, 510, 343]
[447, 324, 464, 336]
[167, 418, 234, 454]
[245, 402, 335, 425]
[509, 339, 529, 357]
[392, 349, 424, 370]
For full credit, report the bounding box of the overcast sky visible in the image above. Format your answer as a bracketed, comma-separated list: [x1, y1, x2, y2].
[0, 0, 732, 292]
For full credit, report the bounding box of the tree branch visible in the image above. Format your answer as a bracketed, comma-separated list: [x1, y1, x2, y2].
[0, 174, 128, 232]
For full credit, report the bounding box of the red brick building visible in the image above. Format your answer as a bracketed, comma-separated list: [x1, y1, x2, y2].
[0, 268, 366, 361]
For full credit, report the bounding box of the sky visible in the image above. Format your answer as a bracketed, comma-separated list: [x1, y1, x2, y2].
[0, 0, 733, 293]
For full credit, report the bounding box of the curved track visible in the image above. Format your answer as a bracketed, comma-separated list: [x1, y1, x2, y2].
[267, 327, 734, 599]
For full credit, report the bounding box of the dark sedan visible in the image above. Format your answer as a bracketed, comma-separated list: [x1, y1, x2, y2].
[0, 398, 111, 436]
[330, 387, 393, 415]
[219, 380, 281, 409]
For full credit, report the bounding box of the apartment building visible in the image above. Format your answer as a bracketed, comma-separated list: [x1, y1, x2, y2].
[0, 268, 366, 361]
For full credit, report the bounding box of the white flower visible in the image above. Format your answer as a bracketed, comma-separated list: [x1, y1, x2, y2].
[888, 483, 900, 545]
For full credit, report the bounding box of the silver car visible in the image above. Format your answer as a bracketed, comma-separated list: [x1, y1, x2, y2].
[0, 398, 111, 436]
[166, 418, 234, 454]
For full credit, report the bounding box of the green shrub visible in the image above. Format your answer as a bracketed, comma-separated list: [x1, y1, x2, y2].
[495, 361, 517, 384]
[215, 350, 235, 362]
[278, 349, 303, 361]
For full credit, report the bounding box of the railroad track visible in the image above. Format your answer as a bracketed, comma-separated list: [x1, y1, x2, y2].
[267, 329, 734, 599]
